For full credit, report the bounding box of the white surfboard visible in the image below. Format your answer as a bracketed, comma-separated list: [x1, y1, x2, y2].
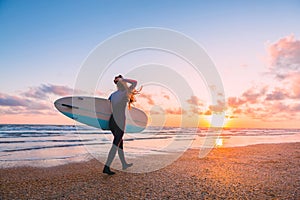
[54, 96, 148, 133]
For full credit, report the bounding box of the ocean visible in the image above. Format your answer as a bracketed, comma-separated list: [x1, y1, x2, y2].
[1, 124, 299, 168]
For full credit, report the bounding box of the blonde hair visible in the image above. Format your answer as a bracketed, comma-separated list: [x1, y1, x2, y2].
[128, 86, 142, 109]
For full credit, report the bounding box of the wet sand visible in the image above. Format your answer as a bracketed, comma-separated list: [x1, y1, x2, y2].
[1, 142, 299, 199]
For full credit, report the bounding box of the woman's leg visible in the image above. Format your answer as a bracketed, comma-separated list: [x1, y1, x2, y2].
[117, 140, 126, 164]
[103, 116, 125, 174]
[117, 139, 133, 169]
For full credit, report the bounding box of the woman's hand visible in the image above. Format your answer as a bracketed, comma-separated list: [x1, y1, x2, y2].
[115, 77, 123, 83]
[122, 78, 137, 91]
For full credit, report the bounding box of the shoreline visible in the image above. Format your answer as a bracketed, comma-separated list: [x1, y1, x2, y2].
[1, 141, 299, 170]
[1, 142, 299, 199]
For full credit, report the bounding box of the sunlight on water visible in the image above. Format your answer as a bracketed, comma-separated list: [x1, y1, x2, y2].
[215, 138, 223, 147]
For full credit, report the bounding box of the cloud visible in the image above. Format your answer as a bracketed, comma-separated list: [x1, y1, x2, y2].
[290, 104, 300, 112]
[225, 34, 300, 123]
[267, 34, 300, 77]
[270, 102, 289, 112]
[287, 72, 300, 99]
[258, 102, 300, 121]
[27, 101, 50, 110]
[227, 85, 300, 121]
[139, 93, 155, 105]
[242, 86, 268, 104]
[186, 95, 203, 106]
[0, 93, 50, 111]
[232, 108, 242, 114]
[186, 95, 205, 115]
[0, 93, 28, 106]
[190, 106, 203, 115]
[23, 84, 73, 99]
[0, 107, 25, 115]
[204, 110, 212, 115]
[265, 88, 288, 101]
[208, 100, 226, 113]
[1, 83, 74, 117]
[227, 97, 246, 108]
[163, 94, 170, 100]
[227, 85, 268, 109]
[165, 108, 186, 115]
[260, 72, 300, 101]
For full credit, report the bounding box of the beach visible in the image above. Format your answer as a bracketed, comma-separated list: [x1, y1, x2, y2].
[0, 142, 299, 199]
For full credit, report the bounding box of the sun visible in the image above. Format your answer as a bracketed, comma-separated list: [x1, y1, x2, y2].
[205, 114, 230, 128]
[215, 138, 223, 147]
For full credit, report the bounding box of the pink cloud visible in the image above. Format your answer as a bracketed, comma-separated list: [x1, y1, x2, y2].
[149, 110, 163, 115]
[232, 108, 242, 114]
[241, 86, 268, 104]
[208, 100, 226, 113]
[190, 106, 203, 115]
[0, 92, 50, 113]
[227, 97, 245, 108]
[0, 93, 28, 107]
[186, 95, 203, 106]
[139, 93, 155, 105]
[267, 34, 300, 76]
[23, 84, 73, 99]
[217, 35, 300, 124]
[288, 72, 300, 99]
[186, 95, 205, 115]
[163, 94, 170, 100]
[0, 83, 74, 116]
[227, 86, 268, 113]
[265, 88, 288, 101]
[290, 104, 300, 112]
[165, 108, 186, 115]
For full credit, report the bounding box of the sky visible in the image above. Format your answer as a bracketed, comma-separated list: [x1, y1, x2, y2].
[1, 0, 300, 128]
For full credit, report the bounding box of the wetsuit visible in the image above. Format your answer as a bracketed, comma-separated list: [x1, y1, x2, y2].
[108, 89, 128, 149]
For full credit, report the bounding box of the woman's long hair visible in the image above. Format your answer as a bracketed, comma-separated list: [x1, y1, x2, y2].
[128, 86, 142, 109]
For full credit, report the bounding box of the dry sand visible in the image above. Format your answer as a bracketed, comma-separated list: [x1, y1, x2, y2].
[1, 142, 299, 199]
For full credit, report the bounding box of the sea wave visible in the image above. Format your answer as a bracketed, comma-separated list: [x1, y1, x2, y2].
[0, 124, 299, 168]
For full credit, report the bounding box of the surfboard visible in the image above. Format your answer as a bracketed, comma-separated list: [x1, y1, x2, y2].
[54, 96, 148, 133]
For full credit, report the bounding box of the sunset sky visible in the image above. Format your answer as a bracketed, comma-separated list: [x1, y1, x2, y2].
[1, 0, 300, 128]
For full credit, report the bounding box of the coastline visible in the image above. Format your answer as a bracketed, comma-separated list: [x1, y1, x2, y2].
[1, 142, 299, 199]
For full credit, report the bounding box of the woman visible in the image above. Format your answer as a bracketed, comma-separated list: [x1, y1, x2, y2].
[103, 75, 137, 175]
